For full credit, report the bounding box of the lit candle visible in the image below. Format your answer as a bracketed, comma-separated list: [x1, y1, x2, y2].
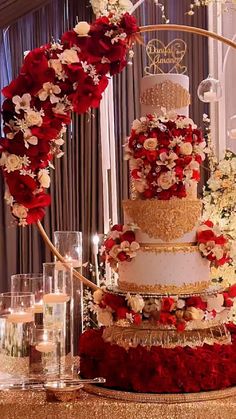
[7, 312, 34, 323]
[203, 90, 217, 102]
[229, 128, 236, 140]
[92, 234, 100, 287]
[35, 341, 56, 353]
[43, 293, 70, 304]
[33, 302, 43, 313]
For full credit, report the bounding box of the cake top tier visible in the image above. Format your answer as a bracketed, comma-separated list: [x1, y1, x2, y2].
[140, 74, 190, 117]
[125, 112, 206, 200]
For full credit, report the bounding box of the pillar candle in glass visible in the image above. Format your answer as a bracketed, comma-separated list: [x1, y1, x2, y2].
[11, 273, 43, 325]
[29, 326, 61, 379]
[0, 292, 35, 379]
[53, 231, 83, 357]
[43, 261, 73, 374]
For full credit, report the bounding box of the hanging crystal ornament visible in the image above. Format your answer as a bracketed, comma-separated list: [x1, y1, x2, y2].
[228, 115, 236, 140]
[197, 76, 222, 103]
[186, 1, 236, 16]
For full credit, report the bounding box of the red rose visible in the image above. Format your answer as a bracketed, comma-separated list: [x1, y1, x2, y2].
[117, 251, 128, 262]
[102, 293, 125, 311]
[116, 307, 129, 319]
[228, 284, 236, 298]
[159, 312, 177, 326]
[111, 224, 123, 232]
[215, 235, 227, 245]
[204, 220, 214, 228]
[186, 296, 207, 311]
[176, 321, 186, 332]
[225, 298, 233, 307]
[133, 313, 142, 325]
[26, 207, 46, 224]
[120, 230, 135, 243]
[197, 229, 216, 243]
[161, 297, 175, 312]
[104, 237, 116, 250]
[6, 172, 37, 205]
[120, 13, 139, 35]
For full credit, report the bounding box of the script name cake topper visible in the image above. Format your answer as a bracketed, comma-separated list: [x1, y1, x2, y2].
[144, 38, 188, 75]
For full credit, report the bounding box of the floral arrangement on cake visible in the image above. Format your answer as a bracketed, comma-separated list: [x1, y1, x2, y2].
[102, 224, 139, 268]
[90, 0, 133, 16]
[92, 286, 236, 330]
[0, 12, 139, 225]
[197, 220, 231, 267]
[125, 112, 207, 199]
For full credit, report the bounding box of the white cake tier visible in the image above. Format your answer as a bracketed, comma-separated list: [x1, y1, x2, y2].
[118, 247, 210, 294]
[119, 198, 210, 294]
[140, 74, 190, 117]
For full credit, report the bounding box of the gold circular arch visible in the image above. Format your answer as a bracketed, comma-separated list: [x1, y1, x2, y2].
[37, 24, 236, 291]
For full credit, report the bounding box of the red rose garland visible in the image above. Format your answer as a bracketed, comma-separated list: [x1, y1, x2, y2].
[0, 13, 139, 226]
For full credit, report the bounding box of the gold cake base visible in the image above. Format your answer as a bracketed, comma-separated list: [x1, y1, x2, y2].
[84, 384, 236, 404]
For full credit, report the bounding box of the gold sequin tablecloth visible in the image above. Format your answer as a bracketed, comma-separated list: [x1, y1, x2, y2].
[0, 389, 236, 419]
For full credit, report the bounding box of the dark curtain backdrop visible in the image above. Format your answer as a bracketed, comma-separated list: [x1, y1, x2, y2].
[0, 0, 208, 290]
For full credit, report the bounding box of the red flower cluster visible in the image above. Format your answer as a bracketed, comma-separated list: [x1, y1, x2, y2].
[0, 13, 139, 225]
[79, 325, 236, 393]
[102, 224, 139, 268]
[99, 292, 142, 325]
[197, 220, 231, 267]
[126, 114, 206, 200]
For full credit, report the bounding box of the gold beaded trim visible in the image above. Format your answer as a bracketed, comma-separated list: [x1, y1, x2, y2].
[140, 242, 197, 253]
[102, 324, 231, 350]
[123, 199, 202, 241]
[118, 279, 211, 295]
[140, 80, 191, 110]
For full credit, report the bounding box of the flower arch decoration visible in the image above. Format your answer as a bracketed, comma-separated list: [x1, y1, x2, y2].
[0, 12, 139, 227]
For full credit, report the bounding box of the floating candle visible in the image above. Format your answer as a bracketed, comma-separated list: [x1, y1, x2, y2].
[43, 293, 70, 304]
[35, 341, 56, 353]
[7, 312, 34, 323]
[33, 303, 44, 313]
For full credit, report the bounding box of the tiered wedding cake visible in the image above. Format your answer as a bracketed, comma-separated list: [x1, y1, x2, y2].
[79, 71, 236, 393]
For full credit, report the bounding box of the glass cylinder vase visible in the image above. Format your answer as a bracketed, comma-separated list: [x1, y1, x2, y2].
[53, 231, 83, 358]
[43, 262, 73, 376]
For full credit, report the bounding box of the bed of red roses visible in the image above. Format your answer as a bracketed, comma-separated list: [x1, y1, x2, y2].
[79, 323, 236, 393]
[0, 12, 138, 226]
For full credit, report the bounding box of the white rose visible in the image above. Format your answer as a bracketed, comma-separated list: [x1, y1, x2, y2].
[126, 293, 145, 313]
[5, 154, 23, 172]
[25, 110, 43, 127]
[93, 289, 104, 304]
[118, 0, 133, 10]
[157, 171, 175, 190]
[176, 299, 186, 309]
[212, 245, 224, 260]
[179, 142, 193, 156]
[74, 21, 90, 36]
[38, 169, 50, 188]
[143, 138, 157, 151]
[132, 117, 147, 133]
[12, 204, 28, 219]
[91, 0, 108, 15]
[58, 49, 80, 64]
[207, 177, 221, 192]
[97, 309, 113, 326]
[134, 179, 147, 193]
[206, 294, 224, 313]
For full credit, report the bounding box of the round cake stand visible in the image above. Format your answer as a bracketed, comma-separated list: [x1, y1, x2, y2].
[83, 384, 236, 404]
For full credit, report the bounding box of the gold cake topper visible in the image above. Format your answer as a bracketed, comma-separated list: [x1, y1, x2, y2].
[144, 38, 187, 75]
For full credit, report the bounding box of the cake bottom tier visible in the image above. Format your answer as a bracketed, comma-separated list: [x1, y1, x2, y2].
[79, 324, 236, 393]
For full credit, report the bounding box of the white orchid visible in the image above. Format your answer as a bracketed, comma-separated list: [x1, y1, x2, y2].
[38, 82, 61, 104]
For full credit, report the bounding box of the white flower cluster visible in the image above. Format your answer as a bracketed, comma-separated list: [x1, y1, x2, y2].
[90, 0, 133, 17]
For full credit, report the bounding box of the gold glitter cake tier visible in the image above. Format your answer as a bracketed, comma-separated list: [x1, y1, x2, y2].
[140, 243, 198, 253]
[118, 279, 211, 295]
[140, 80, 191, 111]
[123, 199, 202, 241]
[102, 324, 231, 350]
